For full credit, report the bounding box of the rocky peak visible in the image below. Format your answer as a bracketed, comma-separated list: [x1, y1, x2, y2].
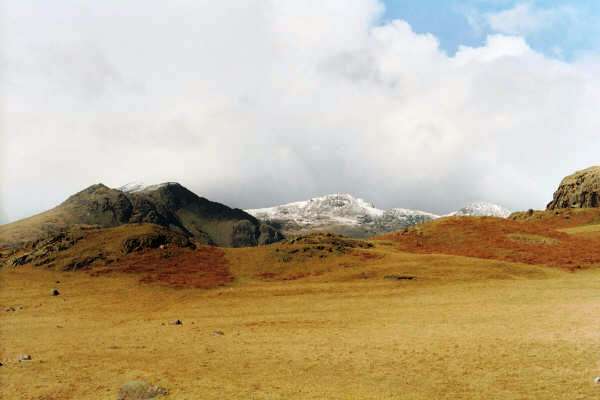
[61, 183, 133, 226]
[547, 166, 600, 210]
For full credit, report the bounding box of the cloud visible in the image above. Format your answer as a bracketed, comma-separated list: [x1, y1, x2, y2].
[2, 0, 600, 221]
[485, 2, 577, 36]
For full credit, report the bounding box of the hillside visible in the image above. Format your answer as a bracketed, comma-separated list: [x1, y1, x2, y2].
[0, 183, 282, 248]
[379, 208, 600, 269]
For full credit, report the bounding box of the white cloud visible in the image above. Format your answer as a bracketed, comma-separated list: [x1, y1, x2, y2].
[2, 0, 600, 221]
[486, 2, 576, 36]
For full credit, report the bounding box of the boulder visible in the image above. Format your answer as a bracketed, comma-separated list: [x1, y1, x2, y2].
[117, 381, 168, 400]
[547, 166, 600, 210]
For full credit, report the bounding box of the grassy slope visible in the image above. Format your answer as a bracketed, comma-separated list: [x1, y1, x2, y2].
[225, 241, 553, 285]
[0, 208, 71, 247]
[559, 223, 600, 236]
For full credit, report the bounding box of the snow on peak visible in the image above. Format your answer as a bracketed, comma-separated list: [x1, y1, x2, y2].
[247, 193, 382, 226]
[303, 193, 384, 218]
[447, 201, 511, 218]
[118, 182, 149, 193]
[385, 208, 440, 219]
[117, 182, 179, 193]
[246, 194, 437, 232]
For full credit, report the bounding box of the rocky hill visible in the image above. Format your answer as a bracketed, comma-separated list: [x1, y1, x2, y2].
[0, 183, 282, 247]
[547, 166, 600, 210]
[246, 194, 509, 238]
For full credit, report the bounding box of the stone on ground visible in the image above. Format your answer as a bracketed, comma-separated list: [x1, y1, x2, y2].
[117, 380, 168, 400]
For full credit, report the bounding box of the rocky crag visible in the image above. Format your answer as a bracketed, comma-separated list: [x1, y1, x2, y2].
[547, 166, 600, 210]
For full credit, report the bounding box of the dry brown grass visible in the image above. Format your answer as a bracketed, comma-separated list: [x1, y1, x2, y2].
[91, 246, 232, 289]
[1, 260, 600, 400]
[380, 215, 600, 270]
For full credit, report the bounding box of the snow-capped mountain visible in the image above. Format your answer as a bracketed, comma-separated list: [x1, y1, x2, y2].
[446, 202, 511, 218]
[246, 194, 439, 237]
[248, 194, 382, 227]
[246, 195, 512, 237]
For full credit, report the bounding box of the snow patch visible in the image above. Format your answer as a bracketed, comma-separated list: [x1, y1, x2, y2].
[117, 182, 178, 193]
[118, 182, 149, 193]
[446, 201, 511, 218]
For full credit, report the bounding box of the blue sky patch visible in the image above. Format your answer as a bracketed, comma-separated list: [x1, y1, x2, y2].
[381, 0, 600, 59]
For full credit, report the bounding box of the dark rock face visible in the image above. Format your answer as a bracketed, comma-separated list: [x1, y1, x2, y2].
[4, 231, 84, 268]
[61, 184, 133, 226]
[62, 254, 105, 271]
[123, 183, 282, 247]
[547, 167, 600, 210]
[257, 223, 284, 245]
[121, 231, 194, 254]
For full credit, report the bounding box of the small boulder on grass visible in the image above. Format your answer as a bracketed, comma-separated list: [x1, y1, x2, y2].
[117, 381, 168, 400]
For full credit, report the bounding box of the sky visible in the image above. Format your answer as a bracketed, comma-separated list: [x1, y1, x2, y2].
[2, 0, 600, 223]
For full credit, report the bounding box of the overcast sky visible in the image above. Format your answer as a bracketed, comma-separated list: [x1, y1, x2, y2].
[2, 0, 600, 223]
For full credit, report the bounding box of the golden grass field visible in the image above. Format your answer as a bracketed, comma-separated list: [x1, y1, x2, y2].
[3, 226, 600, 399]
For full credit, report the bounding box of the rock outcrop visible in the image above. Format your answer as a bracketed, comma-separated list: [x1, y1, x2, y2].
[547, 166, 600, 210]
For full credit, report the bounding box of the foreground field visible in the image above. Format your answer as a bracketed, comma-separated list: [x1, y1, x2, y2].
[2, 246, 600, 399]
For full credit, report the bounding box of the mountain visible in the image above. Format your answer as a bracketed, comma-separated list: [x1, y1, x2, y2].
[246, 194, 439, 238]
[0, 182, 283, 247]
[246, 195, 512, 237]
[445, 202, 511, 218]
[547, 166, 600, 210]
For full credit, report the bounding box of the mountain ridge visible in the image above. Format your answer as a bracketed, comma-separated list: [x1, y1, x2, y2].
[246, 194, 510, 238]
